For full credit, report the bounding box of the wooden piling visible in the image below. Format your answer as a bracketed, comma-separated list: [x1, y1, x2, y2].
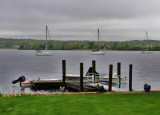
[62, 60, 66, 87]
[117, 62, 121, 88]
[92, 60, 96, 73]
[92, 60, 96, 82]
[109, 64, 113, 91]
[129, 64, 133, 91]
[80, 63, 83, 92]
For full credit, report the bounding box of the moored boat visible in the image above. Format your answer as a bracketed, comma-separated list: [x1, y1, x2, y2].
[90, 29, 105, 55]
[35, 25, 53, 56]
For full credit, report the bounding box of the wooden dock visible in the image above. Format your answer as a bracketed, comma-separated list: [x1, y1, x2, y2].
[20, 60, 132, 92]
[29, 79, 62, 90]
[65, 82, 96, 92]
[24, 80, 97, 92]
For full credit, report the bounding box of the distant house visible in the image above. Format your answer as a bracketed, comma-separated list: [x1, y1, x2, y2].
[11, 45, 20, 49]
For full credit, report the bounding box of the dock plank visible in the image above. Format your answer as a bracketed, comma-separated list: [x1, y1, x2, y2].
[66, 82, 96, 92]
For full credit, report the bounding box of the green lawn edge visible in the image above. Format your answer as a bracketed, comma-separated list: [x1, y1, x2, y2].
[0, 92, 160, 115]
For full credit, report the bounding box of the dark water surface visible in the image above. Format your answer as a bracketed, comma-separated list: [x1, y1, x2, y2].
[0, 49, 160, 92]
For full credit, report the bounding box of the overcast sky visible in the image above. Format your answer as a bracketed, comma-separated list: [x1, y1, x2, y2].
[0, 0, 160, 41]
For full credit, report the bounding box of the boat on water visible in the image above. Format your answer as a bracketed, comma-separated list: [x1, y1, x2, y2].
[90, 29, 105, 55]
[141, 49, 152, 54]
[65, 67, 126, 83]
[90, 50, 105, 55]
[65, 73, 126, 83]
[35, 25, 53, 56]
[36, 50, 53, 56]
[141, 31, 152, 54]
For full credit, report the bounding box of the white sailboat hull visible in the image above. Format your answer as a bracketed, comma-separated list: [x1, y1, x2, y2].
[65, 74, 126, 83]
[90, 51, 105, 55]
[141, 51, 152, 54]
[35, 51, 53, 56]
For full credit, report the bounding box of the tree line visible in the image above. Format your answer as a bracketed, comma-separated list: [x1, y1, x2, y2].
[1, 38, 160, 51]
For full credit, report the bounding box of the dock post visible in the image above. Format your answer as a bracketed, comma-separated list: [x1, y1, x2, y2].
[108, 64, 113, 91]
[117, 62, 121, 88]
[62, 60, 66, 87]
[92, 60, 96, 82]
[80, 63, 83, 92]
[129, 64, 133, 91]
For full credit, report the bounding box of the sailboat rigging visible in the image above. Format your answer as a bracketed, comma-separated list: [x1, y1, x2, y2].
[90, 29, 105, 55]
[35, 25, 53, 56]
[141, 31, 152, 54]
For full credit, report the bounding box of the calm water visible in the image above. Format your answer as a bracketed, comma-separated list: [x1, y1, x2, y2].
[0, 49, 160, 93]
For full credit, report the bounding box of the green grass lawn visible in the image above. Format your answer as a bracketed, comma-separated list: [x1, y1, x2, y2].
[0, 92, 160, 115]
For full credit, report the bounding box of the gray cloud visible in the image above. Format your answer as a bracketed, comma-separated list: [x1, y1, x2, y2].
[0, 0, 160, 41]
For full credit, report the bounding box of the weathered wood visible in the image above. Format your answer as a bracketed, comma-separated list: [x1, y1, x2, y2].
[129, 64, 133, 91]
[92, 60, 96, 72]
[117, 62, 121, 88]
[65, 82, 96, 92]
[31, 81, 62, 90]
[92, 60, 96, 82]
[108, 64, 113, 91]
[62, 60, 66, 87]
[80, 63, 83, 92]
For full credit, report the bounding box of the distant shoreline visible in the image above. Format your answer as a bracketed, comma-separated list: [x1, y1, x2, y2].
[0, 48, 156, 51]
[1, 38, 160, 51]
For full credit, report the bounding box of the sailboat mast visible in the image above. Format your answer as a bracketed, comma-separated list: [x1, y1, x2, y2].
[46, 25, 48, 50]
[146, 31, 148, 51]
[98, 29, 99, 51]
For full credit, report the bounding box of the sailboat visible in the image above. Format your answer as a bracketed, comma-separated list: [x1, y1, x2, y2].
[90, 29, 105, 55]
[35, 25, 53, 56]
[141, 31, 152, 54]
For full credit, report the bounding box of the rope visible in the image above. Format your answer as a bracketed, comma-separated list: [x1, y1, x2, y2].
[99, 31, 106, 51]
[47, 27, 54, 48]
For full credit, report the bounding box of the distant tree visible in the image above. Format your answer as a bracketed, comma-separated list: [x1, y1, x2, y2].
[88, 42, 95, 49]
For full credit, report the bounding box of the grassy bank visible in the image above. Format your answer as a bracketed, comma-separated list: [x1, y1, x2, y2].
[0, 92, 160, 115]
